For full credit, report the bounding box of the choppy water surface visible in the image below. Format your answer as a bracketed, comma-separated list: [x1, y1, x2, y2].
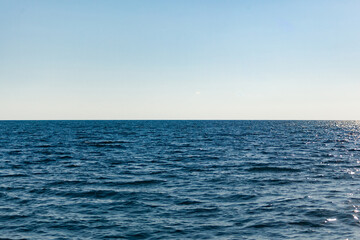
[1, 121, 360, 239]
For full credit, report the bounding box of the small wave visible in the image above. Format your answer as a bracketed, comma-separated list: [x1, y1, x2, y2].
[49, 222, 89, 231]
[118, 131, 137, 136]
[247, 167, 302, 173]
[105, 179, 165, 187]
[288, 220, 323, 227]
[7, 150, 22, 155]
[34, 158, 56, 163]
[185, 207, 219, 214]
[84, 140, 130, 144]
[176, 200, 202, 205]
[29, 188, 48, 194]
[246, 221, 286, 229]
[103, 234, 126, 239]
[171, 150, 186, 154]
[83, 141, 126, 149]
[0, 173, 29, 178]
[217, 193, 257, 201]
[124, 232, 150, 239]
[265, 179, 303, 185]
[182, 166, 208, 172]
[0, 214, 30, 221]
[46, 180, 89, 187]
[64, 164, 80, 168]
[0, 186, 26, 191]
[59, 155, 73, 159]
[349, 149, 360, 152]
[36, 144, 53, 148]
[304, 209, 338, 218]
[170, 143, 193, 148]
[58, 189, 123, 199]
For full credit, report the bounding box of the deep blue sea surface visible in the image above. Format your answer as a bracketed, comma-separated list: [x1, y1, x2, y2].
[1, 120, 360, 239]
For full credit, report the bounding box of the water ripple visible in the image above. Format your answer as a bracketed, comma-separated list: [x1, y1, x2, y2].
[1, 120, 360, 239]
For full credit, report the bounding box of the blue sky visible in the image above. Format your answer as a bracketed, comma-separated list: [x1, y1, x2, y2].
[1, 0, 360, 119]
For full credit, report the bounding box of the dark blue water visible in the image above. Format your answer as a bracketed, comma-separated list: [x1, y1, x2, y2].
[1, 120, 360, 239]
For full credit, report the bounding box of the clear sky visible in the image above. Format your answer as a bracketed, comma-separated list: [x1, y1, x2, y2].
[1, 0, 360, 120]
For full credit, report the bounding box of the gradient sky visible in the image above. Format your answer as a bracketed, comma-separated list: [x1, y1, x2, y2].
[1, 0, 360, 120]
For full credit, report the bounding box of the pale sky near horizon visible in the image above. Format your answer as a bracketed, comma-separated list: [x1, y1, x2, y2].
[1, 0, 360, 120]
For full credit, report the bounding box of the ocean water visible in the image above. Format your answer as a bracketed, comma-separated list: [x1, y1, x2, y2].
[1, 120, 360, 239]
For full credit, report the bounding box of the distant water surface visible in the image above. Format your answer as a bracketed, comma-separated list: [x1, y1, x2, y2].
[1, 120, 360, 239]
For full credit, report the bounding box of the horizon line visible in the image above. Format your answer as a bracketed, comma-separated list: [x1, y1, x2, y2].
[0, 119, 359, 121]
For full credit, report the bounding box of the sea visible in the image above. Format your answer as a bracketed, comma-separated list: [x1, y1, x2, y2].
[1, 120, 360, 239]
